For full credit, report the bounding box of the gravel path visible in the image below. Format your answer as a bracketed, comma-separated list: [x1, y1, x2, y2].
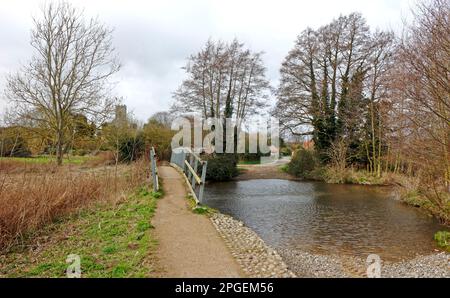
[236, 157, 298, 181]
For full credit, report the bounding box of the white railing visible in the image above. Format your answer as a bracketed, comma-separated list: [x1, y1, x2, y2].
[150, 146, 159, 192]
[170, 147, 207, 204]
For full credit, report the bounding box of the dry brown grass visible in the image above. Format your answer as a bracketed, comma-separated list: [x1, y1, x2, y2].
[0, 159, 149, 253]
[85, 151, 117, 167]
[0, 160, 59, 174]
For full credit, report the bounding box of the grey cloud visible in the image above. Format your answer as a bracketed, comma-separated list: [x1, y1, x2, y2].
[0, 0, 412, 122]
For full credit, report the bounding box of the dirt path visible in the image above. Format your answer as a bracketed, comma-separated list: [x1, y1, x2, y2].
[152, 166, 244, 277]
[236, 157, 299, 181]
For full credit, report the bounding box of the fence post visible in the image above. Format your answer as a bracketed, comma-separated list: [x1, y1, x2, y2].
[191, 158, 198, 189]
[198, 161, 207, 204]
[150, 147, 158, 192]
[187, 153, 194, 181]
[181, 149, 186, 172]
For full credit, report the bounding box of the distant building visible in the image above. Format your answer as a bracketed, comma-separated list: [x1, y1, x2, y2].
[113, 105, 127, 127]
[302, 140, 314, 150]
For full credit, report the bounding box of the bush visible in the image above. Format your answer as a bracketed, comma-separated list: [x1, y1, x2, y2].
[288, 149, 317, 178]
[0, 136, 31, 157]
[204, 154, 238, 182]
[238, 150, 271, 163]
[118, 133, 146, 163]
[434, 231, 450, 251]
[280, 147, 292, 157]
[142, 121, 174, 161]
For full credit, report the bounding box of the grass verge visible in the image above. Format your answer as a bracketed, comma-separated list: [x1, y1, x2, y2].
[0, 187, 162, 277]
[238, 160, 261, 165]
[186, 194, 217, 215]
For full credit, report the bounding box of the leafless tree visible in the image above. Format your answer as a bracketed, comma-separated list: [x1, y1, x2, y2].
[390, 0, 450, 196]
[364, 31, 395, 176]
[149, 111, 173, 128]
[328, 137, 348, 172]
[5, 2, 120, 165]
[172, 39, 270, 123]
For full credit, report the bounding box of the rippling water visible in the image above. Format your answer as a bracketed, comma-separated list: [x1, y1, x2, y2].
[204, 179, 445, 261]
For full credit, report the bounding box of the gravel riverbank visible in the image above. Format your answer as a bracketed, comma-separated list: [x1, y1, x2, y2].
[383, 253, 449, 278]
[280, 249, 449, 278]
[278, 249, 450, 278]
[210, 213, 296, 277]
[210, 212, 449, 278]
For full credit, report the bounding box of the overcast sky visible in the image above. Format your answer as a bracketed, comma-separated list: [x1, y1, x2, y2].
[0, 0, 415, 121]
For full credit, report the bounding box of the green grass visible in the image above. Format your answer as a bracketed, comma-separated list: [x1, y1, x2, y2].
[434, 231, 450, 252]
[0, 155, 93, 165]
[280, 164, 289, 173]
[186, 194, 217, 215]
[1, 187, 162, 278]
[238, 160, 261, 165]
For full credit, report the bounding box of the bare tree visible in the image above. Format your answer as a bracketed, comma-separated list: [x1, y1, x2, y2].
[172, 39, 270, 122]
[5, 2, 120, 165]
[364, 31, 395, 177]
[149, 111, 174, 128]
[390, 0, 450, 196]
[328, 137, 348, 172]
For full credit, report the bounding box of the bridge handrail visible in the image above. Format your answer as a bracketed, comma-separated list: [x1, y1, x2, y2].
[184, 160, 202, 184]
[170, 147, 208, 204]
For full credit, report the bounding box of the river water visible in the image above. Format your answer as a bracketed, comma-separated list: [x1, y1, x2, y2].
[203, 179, 445, 261]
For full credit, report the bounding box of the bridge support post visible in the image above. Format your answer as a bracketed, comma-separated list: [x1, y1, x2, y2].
[198, 161, 207, 204]
[150, 147, 159, 192]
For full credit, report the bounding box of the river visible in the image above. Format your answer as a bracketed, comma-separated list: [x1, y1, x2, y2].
[204, 179, 445, 261]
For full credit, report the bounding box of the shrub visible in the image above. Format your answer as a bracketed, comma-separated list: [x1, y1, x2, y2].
[118, 133, 146, 162]
[204, 154, 238, 182]
[0, 135, 31, 157]
[434, 231, 450, 251]
[238, 151, 271, 163]
[142, 121, 174, 161]
[287, 148, 317, 178]
[280, 147, 292, 157]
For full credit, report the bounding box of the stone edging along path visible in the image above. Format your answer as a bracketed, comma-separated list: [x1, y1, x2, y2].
[210, 213, 296, 278]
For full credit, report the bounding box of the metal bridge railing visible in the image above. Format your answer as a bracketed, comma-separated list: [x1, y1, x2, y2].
[170, 147, 207, 204]
[150, 146, 159, 192]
